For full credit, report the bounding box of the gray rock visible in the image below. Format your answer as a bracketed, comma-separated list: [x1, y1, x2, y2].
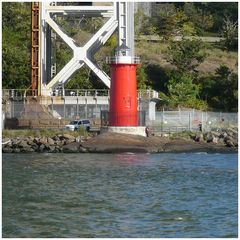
[66, 139, 75, 145]
[2, 138, 10, 144]
[224, 136, 233, 143]
[76, 136, 83, 143]
[21, 147, 35, 152]
[27, 139, 34, 145]
[79, 146, 88, 153]
[212, 136, 218, 144]
[225, 140, 235, 148]
[211, 131, 221, 138]
[38, 144, 46, 152]
[31, 142, 38, 149]
[18, 140, 29, 148]
[39, 137, 48, 145]
[218, 138, 225, 145]
[58, 135, 65, 140]
[62, 142, 81, 153]
[63, 134, 75, 140]
[33, 137, 40, 144]
[204, 132, 213, 143]
[47, 145, 56, 153]
[227, 128, 238, 136]
[55, 140, 64, 147]
[3, 141, 12, 148]
[55, 146, 62, 152]
[218, 133, 225, 139]
[194, 133, 204, 142]
[52, 136, 60, 141]
[12, 139, 21, 147]
[47, 137, 55, 145]
[13, 148, 21, 153]
[223, 132, 228, 138]
[3, 147, 13, 153]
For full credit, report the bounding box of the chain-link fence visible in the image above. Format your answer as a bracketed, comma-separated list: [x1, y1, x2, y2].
[4, 101, 109, 128]
[150, 109, 238, 133]
[3, 96, 237, 132]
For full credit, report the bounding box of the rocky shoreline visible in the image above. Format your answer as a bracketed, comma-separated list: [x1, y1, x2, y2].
[2, 128, 238, 154]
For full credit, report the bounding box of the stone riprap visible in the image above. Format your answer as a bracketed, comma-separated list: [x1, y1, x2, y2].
[2, 128, 238, 154]
[2, 134, 89, 153]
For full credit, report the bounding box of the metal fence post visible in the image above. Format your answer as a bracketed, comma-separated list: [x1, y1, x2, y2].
[76, 98, 79, 118]
[64, 98, 66, 120]
[51, 97, 54, 115]
[85, 98, 88, 118]
[189, 112, 192, 131]
[162, 108, 164, 132]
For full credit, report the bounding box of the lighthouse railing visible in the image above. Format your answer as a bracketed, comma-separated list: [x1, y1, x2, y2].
[106, 56, 140, 64]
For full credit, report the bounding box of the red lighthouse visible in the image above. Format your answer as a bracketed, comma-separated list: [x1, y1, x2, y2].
[107, 44, 140, 126]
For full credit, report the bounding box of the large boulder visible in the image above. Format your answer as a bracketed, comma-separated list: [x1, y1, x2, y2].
[211, 131, 221, 138]
[13, 148, 21, 153]
[45, 145, 56, 153]
[38, 137, 48, 145]
[47, 137, 55, 145]
[193, 133, 204, 142]
[66, 139, 75, 145]
[212, 136, 218, 144]
[62, 142, 81, 153]
[18, 140, 29, 149]
[21, 146, 35, 153]
[204, 132, 213, 143]
[63, 134, 75, 140]
[2, 138, 11, 145]
[52, 136, 60, 141]
[76, 136, 84, 143]
[225, 139, 235, 148]
[38, 144, 46, 152]
[3, 147, 13, 153]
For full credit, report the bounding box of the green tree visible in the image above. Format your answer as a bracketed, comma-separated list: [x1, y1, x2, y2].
[136, 66, 147, 89]
[167, 38, 207, 74]
[152, 4, 196, 40]
[65, 66, 93, 89]
[220, 17, 238, 51]
[213, 66, 238, 111]
[199, 66, 238, 111]
[183, 3, 214, 35]
[167, 73, 207, 109]
[204, 2, 238, 33]
[2, 3, 31, 89]
[135, 9, 156, 36]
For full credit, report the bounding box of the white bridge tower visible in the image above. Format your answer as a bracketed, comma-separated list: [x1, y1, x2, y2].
[38, 2, 134, 96]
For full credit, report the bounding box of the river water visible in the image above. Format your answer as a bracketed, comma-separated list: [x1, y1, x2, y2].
[2, 153, 237, 238]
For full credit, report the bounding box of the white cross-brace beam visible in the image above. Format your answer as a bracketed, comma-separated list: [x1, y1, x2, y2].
[41, 3, 118, 93]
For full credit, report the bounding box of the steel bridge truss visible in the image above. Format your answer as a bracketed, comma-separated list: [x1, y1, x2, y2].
[39, 2, 134, 96]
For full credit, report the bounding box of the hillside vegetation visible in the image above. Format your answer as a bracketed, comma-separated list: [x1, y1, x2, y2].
[2, 2, 238, 111]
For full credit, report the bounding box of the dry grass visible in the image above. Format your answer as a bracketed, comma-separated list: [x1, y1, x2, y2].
[135, 40, 238, 73]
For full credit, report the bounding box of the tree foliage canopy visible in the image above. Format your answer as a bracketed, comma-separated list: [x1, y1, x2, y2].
[2, 3, 31, 89]
[167, 38, 207, 73]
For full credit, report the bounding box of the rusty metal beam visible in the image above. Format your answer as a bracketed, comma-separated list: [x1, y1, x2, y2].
[31, 2, 39, 96]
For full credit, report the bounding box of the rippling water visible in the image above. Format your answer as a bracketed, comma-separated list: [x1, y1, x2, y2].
[2, 153, 237, 238]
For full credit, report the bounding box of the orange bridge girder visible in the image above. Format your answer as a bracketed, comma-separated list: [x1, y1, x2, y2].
[31, 2, 39, 96]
